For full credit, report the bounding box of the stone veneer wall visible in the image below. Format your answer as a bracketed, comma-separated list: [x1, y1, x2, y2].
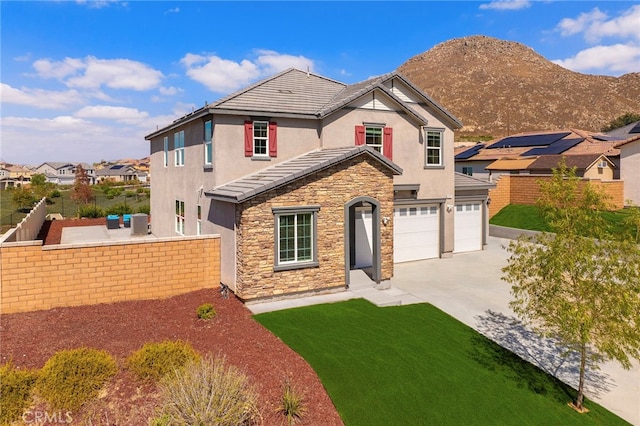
[235, 156, 395, 300]
[1, 235, 220, 314]
[489, 175, 624, 218]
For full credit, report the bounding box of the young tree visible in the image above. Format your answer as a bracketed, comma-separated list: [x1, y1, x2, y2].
[70, 164, 94, 207]
[11, 186, 37, 211]
[502, 160, 640, 412]
[30, 173, 54, 200]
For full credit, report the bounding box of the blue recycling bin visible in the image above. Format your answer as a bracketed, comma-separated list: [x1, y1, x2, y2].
[123, 214, 132, 228]
[107, 215, 120, 229]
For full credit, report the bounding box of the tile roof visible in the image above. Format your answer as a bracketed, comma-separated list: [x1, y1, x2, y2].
[526, 154, 613, 171]
[454, 172, 496, 189]
[613, 134, 640, 149]
[205, 146, 402, 204]
[458, 129, 620, 162]
[485, 158, 538, 170]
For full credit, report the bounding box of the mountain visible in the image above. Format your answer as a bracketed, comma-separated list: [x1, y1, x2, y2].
[397, 35, 640, 139]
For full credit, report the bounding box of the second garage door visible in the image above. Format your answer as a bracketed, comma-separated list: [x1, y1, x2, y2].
[394, 205, 439, 263]
[454, 202, 483, 253]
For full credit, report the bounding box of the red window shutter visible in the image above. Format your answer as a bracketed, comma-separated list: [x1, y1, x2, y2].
[383, 127, 393, 160]
[244, 121, 253, 157]
[355, 125, 365, 146]
[269, 122, 277, 157]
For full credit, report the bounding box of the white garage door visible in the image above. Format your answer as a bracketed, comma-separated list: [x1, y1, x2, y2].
[454, 203, 482, 253]
[394, 205, 439, 263]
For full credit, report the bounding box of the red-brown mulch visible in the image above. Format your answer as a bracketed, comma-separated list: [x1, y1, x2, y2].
[0, 288, 344, 425]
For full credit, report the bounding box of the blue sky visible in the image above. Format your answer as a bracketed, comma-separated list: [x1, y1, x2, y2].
[1, 1, 639, 165]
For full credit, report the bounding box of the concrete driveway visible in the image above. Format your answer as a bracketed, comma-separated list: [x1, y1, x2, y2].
[389, 236, 639, 426]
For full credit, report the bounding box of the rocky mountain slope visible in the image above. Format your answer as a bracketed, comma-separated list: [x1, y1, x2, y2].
[397, 35, 640, 138]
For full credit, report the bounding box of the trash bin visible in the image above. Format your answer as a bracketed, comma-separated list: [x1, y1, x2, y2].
[123, 214, 132, 228]
[107, 215, 120, 229]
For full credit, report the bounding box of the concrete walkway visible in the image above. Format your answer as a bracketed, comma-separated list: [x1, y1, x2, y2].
[247, 236, 639, 425]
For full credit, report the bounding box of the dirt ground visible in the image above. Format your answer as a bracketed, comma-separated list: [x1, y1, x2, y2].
[2, 219, 344, 425]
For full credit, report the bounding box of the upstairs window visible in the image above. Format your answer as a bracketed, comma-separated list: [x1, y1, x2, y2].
[197, 204, 202, 235]
[175, 200, 185, 235]
[244, 121, 277, 158]
[425, 129, 443, 167]
[462, 166, 473, 176]
[355, 125, 393, 160]
[204, 120, 212, 165]
[163, 136, 169, 167]
[174, 130, 185, 166]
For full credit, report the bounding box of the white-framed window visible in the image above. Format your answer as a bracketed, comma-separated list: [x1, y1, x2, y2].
[425, 129, 443, 166]
[197, 204, 202, 235]
[174, 130, 185, 166]
[175, 200, 185, 235]
[462, 166, 473, 176]
[204, 120, 212, 165]
[163, 136, 169, 167]
[253, 121, 268, 156]
[365, 126, 383, 154]
[273, 206, 319, 269]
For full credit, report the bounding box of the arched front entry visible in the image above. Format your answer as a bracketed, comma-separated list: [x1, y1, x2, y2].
[344, 196, 382, 288]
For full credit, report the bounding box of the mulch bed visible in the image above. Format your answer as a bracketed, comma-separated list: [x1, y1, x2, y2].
[0, 289, 344, 425]
[2, 219, 344, 425]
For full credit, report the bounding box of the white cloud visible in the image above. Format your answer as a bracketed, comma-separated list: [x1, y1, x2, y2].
[32, 56, 163, 91]
[180, 50, 316, 94]
[165, 7, 179, 14]
[0, 83, 85, 109]
[75, 105, 149, 124]
[479, 0, 531, 11]
[552, 43, 640, 75]
[159, 86, 182, 96]
[556, 5, 640, 43]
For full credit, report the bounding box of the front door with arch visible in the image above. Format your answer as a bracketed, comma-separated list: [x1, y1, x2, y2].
[344, 196, 382, 287]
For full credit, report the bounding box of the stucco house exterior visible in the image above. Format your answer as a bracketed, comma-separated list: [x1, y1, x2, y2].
[96, 164, 147, 183]
[145, 68, 492, 301]
[614, 136, 640, 207]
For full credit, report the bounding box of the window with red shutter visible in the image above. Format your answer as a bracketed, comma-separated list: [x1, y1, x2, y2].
[244, 121, 253, 157]
[269, 122, 277, 157]
[355, 125, 365, 146]
[383, 127, 393, 161]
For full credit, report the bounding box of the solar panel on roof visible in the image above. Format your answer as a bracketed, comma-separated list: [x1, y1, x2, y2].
[630, 122, 640, 134]
[523, 138, 584, 156]
[111, 164, 125, 169]
[488, 132, 571, 149]
[455, 144, 484, 160]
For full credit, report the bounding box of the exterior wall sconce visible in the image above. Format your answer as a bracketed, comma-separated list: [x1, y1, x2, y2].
[446, 204, 453, 213]
[382, 216, 390, 226]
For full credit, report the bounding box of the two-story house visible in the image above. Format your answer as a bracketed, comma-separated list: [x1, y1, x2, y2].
[145, 68, 492, 301]
[34, 162, 97, 185]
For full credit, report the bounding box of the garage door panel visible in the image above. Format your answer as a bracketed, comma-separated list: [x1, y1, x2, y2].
[454, 203, 482, 253]
[394, 206, 439, 263]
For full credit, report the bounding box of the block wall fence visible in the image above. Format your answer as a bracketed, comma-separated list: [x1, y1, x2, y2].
[0, 235, 220, 314]
[488, 175, 624, 218]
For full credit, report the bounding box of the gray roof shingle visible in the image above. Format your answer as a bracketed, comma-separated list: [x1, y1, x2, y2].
[205, 146, 402, 203]
[454, 172, 496, 190]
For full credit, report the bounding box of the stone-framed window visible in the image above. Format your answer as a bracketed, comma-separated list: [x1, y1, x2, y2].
[273, 205, 320, 271]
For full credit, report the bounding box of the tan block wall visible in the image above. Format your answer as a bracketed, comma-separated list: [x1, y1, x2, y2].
[489, 175, 624, 218]
[236, 156, 395, 300]
[1, 236, 220, 314]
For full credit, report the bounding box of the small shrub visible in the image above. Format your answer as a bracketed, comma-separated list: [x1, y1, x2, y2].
[35, 347, 117, 410]
[136, 204, 150, 215]
[124, 190, 136, 198]
[49, 189, 61, 198]
[279, 378, 306, 425]
[126, 340, 200, 382]
[0, 361, 40, 424]
[105, 203, 133, 216]
[157, 355, 260, 426]
[78, 205, 105, 218]
[196, 303, 216, 320]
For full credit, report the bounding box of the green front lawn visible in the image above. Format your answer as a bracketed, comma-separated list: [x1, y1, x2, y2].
[490, 204, 637, 236]
[255, 299, 628, 425]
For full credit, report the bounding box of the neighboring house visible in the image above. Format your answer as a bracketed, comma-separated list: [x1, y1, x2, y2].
[612, 122, 640, 206]
[455, 129, 622, 181]
[34, 162, 96, 185]
[96, 164, 147, 183]
[0, 163, 33, 190]
[145, 68, 493, 301]
[486, 153, 617, 180]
